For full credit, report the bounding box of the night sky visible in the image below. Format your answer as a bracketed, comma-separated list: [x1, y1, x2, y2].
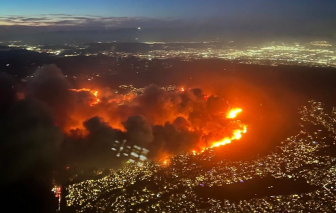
[0, 0, 336, 40]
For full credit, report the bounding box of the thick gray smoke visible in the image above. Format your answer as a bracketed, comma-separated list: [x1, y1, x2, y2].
[123, 115, 154, 147]
[0, 72, 15, 117]
[62, 83, 235, 162]
[0, 73, 63, 213]
[2, 65, 238, 172]
[27, 64, 75, 127]
[68, 116, 123, 168]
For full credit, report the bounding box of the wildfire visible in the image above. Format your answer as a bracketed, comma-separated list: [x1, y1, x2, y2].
[210, 124, 247, 148]
[226, 108, 242, 119]
[197, 107, 247, 153]
[180, 87, 185, 92]
[210, 108, 247, 148]
[69, 88, 101, 106]
[162, 158, 171, 166]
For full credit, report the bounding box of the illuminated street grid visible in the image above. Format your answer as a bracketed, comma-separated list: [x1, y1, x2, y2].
[66, 100, 336, 212]
[4, 41, 336, 68]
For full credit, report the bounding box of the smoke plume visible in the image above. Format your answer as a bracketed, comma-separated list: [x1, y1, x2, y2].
[0, 72, 63, 213]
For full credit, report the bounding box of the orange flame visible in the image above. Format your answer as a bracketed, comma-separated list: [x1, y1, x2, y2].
[162, 158, 171, 166]
[180, 87, 185, 92]
[210, 124, 247, 149]
[211, 138, 232, 148]
[195, 108, 247, 153]
[226, 108, 242, 119]
[69, 88, 101, 106]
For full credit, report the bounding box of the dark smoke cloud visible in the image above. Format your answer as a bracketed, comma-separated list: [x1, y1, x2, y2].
[0, 73, 63, 212]
[0, 99, 63, 183]
[149, 119, 202, 159]
[0, 73, 15, 117]
[111, 84, 214, 127]
[172, 116, 192, 131]
[3, 65, 237, 170]
[62, 115, 152, 169]
[62, 84, 236, 160]
[123, 115, 154, 147]
[113, 84, 182, 125]
[27, 64, 75, 128]
[62, 116, 124, 169]
[59, 83, 235, 166]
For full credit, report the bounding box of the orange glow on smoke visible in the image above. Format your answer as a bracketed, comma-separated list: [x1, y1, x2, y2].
[69, 88, 101, 106]
[197, 108, 247, 153]
[209, 108, 247, 149]
[66, 86, 247, 157]
[226, 108, 242, 119]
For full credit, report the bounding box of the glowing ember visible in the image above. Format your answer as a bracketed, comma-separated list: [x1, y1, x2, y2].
[180, 87, 185, 92]
[226, 108, 242, 119]
[69, 88, 101, 106]
[162, 159, 171, 166]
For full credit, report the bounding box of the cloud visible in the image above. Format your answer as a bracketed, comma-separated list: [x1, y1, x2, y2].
[0, 14, 182, 28]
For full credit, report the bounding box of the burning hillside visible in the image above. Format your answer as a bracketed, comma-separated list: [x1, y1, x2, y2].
[8, 64, 249, 169]
[66, 86, 248, 156]
[69, 88, 101, 106]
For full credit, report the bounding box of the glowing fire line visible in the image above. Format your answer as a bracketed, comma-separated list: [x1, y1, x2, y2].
[69, 88, 101, 106]
[210, 124, 247, 148]
[200, 108, 247, 153]
[161, 108, 247, 163]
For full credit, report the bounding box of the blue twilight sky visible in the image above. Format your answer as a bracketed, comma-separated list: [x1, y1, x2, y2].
[1, 0, 336, 19]
[0, 0, 336, 38]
